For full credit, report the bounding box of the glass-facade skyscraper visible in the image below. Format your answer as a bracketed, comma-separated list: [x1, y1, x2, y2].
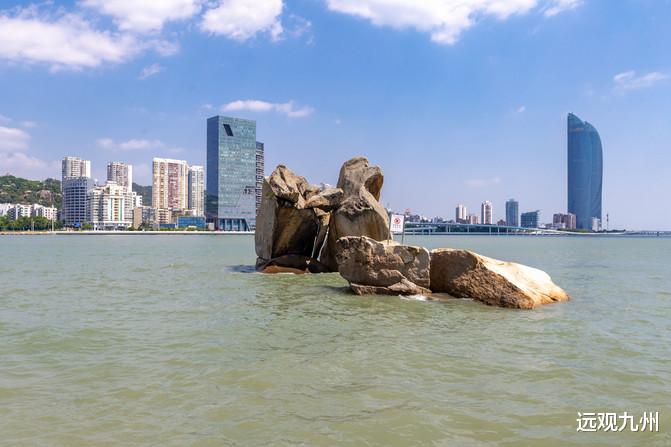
[567, 113, 603, 230]
[206, 116, 257, 231]
[505, 199, 519, 227]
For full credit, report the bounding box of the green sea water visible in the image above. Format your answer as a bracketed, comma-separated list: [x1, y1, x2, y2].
[0, 234, 669, 446]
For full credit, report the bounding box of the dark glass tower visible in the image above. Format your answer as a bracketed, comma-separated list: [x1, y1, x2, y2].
[206, 116, 257, 231]
[567, 113, 603, 230]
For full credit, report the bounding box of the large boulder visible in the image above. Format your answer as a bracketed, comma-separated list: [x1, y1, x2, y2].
[255, 165, 342, 271]
[430, 249, 570, 309]
[320, 157, 391, 270]
[335, 236, 431, 296]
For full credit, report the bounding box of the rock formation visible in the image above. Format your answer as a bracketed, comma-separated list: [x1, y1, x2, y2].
[254, 157, 571, 310]
[320, 157, 391, 270]
[335, 236, 431, 296]
[255, 165, 342, 271]
[430, 249, 570, 309]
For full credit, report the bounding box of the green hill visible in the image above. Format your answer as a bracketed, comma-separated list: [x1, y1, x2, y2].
[0, 175, 62, 208]
[132, 183, 152, 206]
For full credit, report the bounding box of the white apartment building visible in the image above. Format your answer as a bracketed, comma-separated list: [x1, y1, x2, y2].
[62, 156, 91, 179]
[89, 181, 133, 230]
[188, 165, 205, 217]
[0, 203, 14, 217]
[481, 201, 493, 225]
[455, 204, 467, 222]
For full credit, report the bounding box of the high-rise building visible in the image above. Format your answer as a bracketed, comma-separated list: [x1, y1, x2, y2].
[62, 156, 91, 180]
[62, 156, 92, 227]
[152, 158, 189, 212]
[107, 162, 133, 193]
[568, 113, 603, 230]
[188, 165, 205, 217]
[521, 210, 541, 228]
[455, 204, 467, 223]
[256, 141, 265, 214]
[505, 199, 519, 227]
[89, 181, 133, 230]
[206, 116, 257, 231]
[62, 176, 93, 227]
[467, 213, 479, 225]
[481, 201, 493, 225]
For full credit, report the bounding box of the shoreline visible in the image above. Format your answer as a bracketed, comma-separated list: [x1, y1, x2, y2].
[0, 230, 255, 236]
[1, 231, 668, 237]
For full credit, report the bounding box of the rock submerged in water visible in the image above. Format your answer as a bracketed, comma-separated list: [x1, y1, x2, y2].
[430, 248, 570, 309]
[335, 236, 431, 296]
[253, 156, 570, 309]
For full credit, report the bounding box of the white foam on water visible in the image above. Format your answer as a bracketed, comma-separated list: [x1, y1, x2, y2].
[400, 294, 430, 301]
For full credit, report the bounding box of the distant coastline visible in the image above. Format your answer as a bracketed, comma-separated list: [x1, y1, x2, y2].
[1, 231, 669, 237]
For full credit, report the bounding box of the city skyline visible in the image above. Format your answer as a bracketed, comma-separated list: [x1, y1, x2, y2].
[1, 1, 670, 229]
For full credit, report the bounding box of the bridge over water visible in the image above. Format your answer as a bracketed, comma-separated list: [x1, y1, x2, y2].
[403, 222, 671, 236]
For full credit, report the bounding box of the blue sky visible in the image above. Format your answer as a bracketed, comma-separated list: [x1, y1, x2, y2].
[0, 0, 669, 230]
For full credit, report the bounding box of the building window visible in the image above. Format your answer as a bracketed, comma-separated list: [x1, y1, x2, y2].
[223, 124, 233, 137]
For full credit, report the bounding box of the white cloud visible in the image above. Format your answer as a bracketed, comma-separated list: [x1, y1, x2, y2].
[466, 176, 501, 188]
[326, 0, 584, 44]
[221, 99, 314, 118]
[326, 0, 539, 44]
[0, 125, 58, 179]
[97, 138, 166, 151]
[516, 105, 526, 113]
[0, 114, 11, 124]
[139, 63, 163, 80]
[0, 126, 30, 151]
[21, 121, 37, 128]
[0, 152, 59, 179]
[0, 10, 140, 70]
[543, 0, 582, 17]
[201, 0, 284, 41]
[0, 6, 180, 71]
[82, 0, 201, 33]
[613, 70, 668, 90]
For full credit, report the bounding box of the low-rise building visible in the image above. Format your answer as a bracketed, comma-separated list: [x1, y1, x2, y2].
[521, 210, 541, 228]
[176, 215, 206, 229]
[8, 204, 31, 219]
[0, 203, 14, 217]
[132, 206, 158, 230]
[553, 213, 577, 230]
[89, 181, 133, 230]
[157, 208, 173, 225]
[31, 204, 58, 221]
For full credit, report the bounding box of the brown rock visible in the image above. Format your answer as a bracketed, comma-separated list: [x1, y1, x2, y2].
[320, 157, 391, 270]
[305, 187, 344, 211]
[257, 255, 331, 274]
[335, 236, 430, 296]
[350, 279, 431, 296]
[430, 249, 571, 309]
[255, 166, 328, 269]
